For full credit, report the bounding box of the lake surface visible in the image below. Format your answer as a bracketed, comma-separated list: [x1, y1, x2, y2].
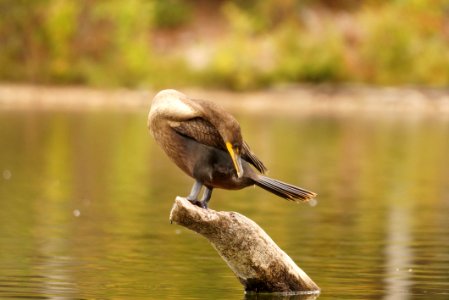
[1, 109, 449, 299]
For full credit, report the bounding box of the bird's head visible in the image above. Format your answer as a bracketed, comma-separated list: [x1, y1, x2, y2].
[150, 89, 196, 121]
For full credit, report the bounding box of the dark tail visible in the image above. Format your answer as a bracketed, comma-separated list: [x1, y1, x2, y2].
[253, 175, 317, 202]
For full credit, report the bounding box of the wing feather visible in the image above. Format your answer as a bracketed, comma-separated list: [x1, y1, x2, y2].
[170, 117, 225, 150]
[170, 116, 268, 174]
[242, 141, 268, 174]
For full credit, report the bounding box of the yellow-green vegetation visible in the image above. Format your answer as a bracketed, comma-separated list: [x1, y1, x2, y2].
[1, 0, 449, 90]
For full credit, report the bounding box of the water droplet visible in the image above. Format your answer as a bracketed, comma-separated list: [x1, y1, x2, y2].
[408, 268, 413, 272]
[2, 169, 12, 180]
[175, 229, 181, 235]
[73, 209, 81, 217]
[308, 198, 318, 207]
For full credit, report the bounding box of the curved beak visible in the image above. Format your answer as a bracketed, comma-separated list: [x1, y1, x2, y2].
[226, 142, 243, 178]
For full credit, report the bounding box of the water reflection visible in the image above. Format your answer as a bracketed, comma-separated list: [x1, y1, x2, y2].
[0, 110, 449, 299]
[245, 292, 319, 300]
[384, 204, 412, 300]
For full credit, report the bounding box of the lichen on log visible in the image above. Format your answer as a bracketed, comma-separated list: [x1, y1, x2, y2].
[169, 197, 320, 296]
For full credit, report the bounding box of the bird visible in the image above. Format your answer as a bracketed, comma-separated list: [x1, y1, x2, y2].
[148, 89, 316, 209]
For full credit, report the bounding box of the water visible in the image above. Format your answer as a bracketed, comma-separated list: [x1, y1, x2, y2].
[1, 109, 449, 299]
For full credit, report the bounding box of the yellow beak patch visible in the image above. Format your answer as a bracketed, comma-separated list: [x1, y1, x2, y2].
[226, 142, 243, 178]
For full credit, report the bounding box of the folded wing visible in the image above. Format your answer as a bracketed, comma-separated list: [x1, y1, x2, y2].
[170, 118, 267, 174]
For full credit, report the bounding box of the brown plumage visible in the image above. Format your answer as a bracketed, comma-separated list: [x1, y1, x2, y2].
[148, 89, 316, 208]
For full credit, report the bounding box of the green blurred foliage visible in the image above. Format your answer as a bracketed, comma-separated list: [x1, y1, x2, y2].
[273, 21, 346, 83]
[0, 0, 192, 87]
[153, 0, 191, 28]
[199, 2, 271, 90]
[357, 1, 449, 85]
[0, 0, 449, 89]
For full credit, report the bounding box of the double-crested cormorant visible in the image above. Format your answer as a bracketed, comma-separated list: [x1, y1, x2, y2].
[148, 89, 316, 208]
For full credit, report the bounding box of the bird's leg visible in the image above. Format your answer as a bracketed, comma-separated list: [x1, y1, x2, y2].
[198, 187, 213, 209]
[186, 180, 203, 207]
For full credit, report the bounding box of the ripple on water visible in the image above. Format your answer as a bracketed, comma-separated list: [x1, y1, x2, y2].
[1, 111, 449, 299]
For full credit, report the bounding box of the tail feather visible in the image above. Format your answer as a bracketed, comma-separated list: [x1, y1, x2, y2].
[254, 175, 317, 202]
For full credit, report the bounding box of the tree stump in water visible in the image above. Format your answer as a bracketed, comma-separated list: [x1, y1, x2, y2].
[169, 197, 320, 296]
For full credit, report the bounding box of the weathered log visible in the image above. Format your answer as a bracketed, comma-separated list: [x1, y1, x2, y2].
[169, 197, 320, 296]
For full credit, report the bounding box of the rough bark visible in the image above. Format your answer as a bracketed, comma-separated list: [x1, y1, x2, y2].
[169, 197, 320, 296]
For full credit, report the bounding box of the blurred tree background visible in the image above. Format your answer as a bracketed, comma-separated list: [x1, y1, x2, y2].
[1, 0, 449, 90]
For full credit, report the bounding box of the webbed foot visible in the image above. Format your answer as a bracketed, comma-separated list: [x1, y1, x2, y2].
[187, 199, 208, 209]
[186, 181, 212, 209]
